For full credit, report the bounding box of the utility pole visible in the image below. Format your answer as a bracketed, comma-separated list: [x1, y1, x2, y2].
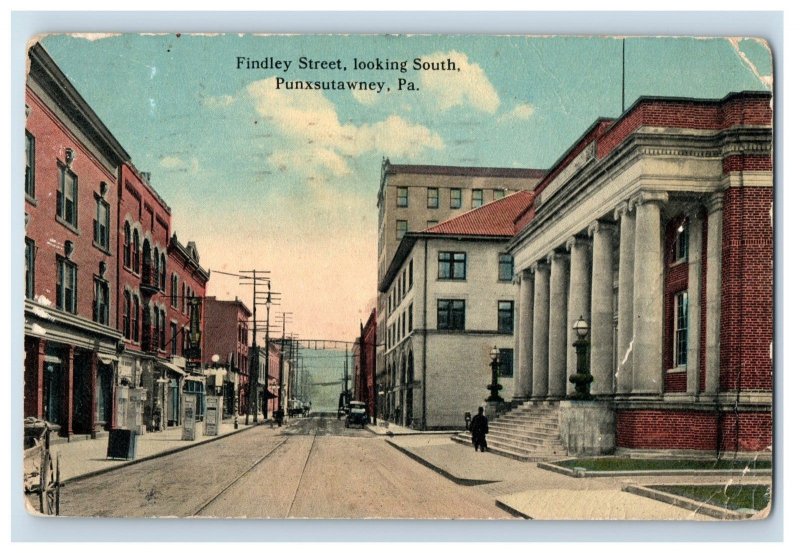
[239, 270, 270, 425]
[277, 312, 293, 415]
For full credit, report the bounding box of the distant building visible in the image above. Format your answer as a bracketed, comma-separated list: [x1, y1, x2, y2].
[375, 161, 546, 427]
[203, 297, 252, 417]
[378, 192, 535, 429]
[352, 309, 377, 419]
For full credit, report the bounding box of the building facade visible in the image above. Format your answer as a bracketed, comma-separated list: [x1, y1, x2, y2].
[203, 297, 252, 417]
[375, 161, 545, 427]
[508, 91, 773, 454]
[379, 192, 534, 429]
[24, 44, 127, 438]
[352, 309, 377, 419]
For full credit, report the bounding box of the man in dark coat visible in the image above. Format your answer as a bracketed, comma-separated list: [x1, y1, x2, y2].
[469, 406, 489, 452]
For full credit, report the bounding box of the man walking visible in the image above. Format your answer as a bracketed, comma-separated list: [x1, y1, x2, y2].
[469, 406, 489, 452]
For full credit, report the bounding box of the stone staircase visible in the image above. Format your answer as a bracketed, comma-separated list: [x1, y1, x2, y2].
[451, 401, 568, 462]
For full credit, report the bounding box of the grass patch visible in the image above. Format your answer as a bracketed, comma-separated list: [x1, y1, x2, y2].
[556, 457, 771, 472]
[651, 484, 771, 512]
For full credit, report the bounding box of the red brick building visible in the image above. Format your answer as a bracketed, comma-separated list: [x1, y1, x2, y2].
[353, 309, 377, 420]
[24, 44, 128, 438]
[508, 91, 772, 455]
[203, 297, 252, 417]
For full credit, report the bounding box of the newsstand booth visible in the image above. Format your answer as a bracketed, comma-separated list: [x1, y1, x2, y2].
[183, 376, 206, 420]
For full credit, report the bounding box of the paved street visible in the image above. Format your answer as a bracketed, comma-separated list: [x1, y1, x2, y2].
[58, 415, 511, 519]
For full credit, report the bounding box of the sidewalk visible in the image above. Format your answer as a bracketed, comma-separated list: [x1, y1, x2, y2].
[50, 419, 264, 483]
[386, 435, 771, 520]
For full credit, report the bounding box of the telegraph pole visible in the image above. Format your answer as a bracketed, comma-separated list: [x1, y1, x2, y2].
[239, 270, 270, 425]
[277, 312, 293, 415]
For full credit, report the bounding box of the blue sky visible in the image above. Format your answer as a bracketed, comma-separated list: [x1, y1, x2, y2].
[39, 34, 772, 340]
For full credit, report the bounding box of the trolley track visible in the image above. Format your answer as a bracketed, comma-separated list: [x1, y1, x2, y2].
[285, 427, 318, 517]
[193, 437, 288, 516]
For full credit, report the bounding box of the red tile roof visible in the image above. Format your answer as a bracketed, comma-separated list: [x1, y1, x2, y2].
[423, 191, 535, 237]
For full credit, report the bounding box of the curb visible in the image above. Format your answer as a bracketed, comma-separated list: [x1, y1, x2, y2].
[367, 425, 459, 437]
[536, 461, 773, 479]
[494, 498, 532, 519]
[61, 423, 261, 485]
[385, 439, 499, 487]
[622, 484, 760, 520]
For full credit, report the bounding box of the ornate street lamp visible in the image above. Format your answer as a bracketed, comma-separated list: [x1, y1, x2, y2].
[569, 316, 594, 400]
[486, 345, 504, 403]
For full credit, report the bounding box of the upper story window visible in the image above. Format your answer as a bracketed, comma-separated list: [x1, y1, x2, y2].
[132, 295, 140, 342]
[160, 253, 167, 290]
[426, 220, 438, 228]
[25, 238, 35, 300]
[94, 197, 110, 250]
[57, 165, 78, 228]
[673, 225, 689, 263]
[494, 189, 506, 201]
[498, 254, 514, 282]
[132, 230, 141, 273]
[123, 222, 131, 268]
[171, 274, 178, 307]
[408, 303, 413, 333]
[498, 300, 514, 333]
[170, 322, 178, 356]
[438, 251, 466, 280]
[396, 187, 408, 208]
[396, 220, 408, 240]
[674, 291, 689, 368]
[450, 188, 462, 209]
[427, 187, 439, 209]
[437, 299, 465, 331]
[25, 132, 35, 199]
[408, 259, 413, 289]
[56, 256, 77, 314]
[123, 291, 131, 339]
[471, 189, 483, 209]
[159, 309, 167, 350]
[93, 278, 110, 326]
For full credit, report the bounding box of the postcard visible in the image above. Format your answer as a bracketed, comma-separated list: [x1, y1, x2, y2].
[21, 32, 773, 520]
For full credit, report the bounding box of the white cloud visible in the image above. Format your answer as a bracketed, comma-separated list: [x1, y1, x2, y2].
[352, 89, 379, 105]
[245, 77, 442, 175]
[418, 50, 500, 113]
[499, 103, 535, 123]
[159, 155, 200, 173]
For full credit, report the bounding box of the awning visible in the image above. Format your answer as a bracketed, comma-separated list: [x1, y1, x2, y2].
[184, 375, 205, 383]
[157, 361, 186, 377]
[96, 353, 118, 365]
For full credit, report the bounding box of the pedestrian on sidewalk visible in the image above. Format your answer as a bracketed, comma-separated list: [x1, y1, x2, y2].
[469, 406, 489, 452]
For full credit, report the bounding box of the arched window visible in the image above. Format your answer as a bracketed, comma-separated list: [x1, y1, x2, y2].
[133, 229, 140, 273]
[153, 247, 160, 285]
[123, 222, 131, 268]
[123, 291, 131, 339]
[159, 308, 166, 350]
[132, 295, 140, 342]
[160, 253, 167, 290]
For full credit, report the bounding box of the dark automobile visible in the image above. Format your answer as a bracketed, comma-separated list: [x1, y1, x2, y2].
[344, 401, 368, 429]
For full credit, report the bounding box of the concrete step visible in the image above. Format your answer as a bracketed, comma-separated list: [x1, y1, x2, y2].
[492, 419, 559, 431]
[488, 428, 565, 444]
[451, 434, 568, 462]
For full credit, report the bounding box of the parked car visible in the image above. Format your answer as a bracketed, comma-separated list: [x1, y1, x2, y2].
[345, 401, 369, 429]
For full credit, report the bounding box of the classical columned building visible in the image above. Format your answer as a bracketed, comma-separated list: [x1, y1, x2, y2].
[507, 91, 772, 454]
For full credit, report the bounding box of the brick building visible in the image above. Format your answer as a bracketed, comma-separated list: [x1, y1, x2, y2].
[24, 43, 127, 438]
[352, 309, 377, 420]
[507, 91, 772, 455]
[203, 297, 252, 417]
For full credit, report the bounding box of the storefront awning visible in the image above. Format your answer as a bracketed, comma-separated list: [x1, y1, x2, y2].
[96, 353, 118, 365]
[184, 375, 205, 383]
[157, 361, 186, 377]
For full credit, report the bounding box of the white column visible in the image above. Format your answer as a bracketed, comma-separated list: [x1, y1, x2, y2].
[588, 220, 615, 396]
[565, 236, 591, 395]
[631, 191, 668, 395]
[532, 261, 550, 399]
[547, 251, 569, 399]
[704, 192, 724, 396]
[515, 270, 534, 400]
[614, 201, 635, 395]
[686, 208, 704, 396]
[512, 275, 523, 399]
